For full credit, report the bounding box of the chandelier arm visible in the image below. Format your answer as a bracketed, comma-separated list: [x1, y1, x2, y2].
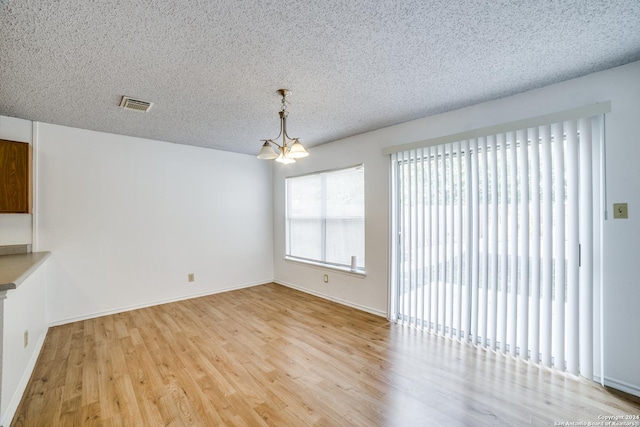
[282, 117, 289, 138]
[282, 116, 298, 148]
[266, 139, 284, 149]
[269, 112, 285, 143]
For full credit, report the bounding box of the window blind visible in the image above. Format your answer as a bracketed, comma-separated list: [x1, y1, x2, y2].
[286, 165, 365, 271]
[390, 113, 604, 378]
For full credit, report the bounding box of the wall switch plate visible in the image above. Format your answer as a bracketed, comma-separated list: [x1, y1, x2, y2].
[613, 203, 628, 219]
[188, 273, 195, 282]
[323, 274, 329, 283]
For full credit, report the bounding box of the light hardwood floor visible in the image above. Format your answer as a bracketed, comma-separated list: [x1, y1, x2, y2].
[12, 283, 640, 426]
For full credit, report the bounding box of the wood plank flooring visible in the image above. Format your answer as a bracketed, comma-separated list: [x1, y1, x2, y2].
[12, 283, 640, 426]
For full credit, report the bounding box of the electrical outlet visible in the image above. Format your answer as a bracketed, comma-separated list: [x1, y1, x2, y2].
[188, 273, 195, 282]
[323, 274, 329, 283]
[24, 330, 28, 348]
[613, 203, 628, 219]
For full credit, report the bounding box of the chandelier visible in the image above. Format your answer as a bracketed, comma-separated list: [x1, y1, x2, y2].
[256, 89, 308, 163]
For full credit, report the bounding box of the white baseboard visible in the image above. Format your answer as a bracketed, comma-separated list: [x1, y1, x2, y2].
[602, 376, 640, 397]
[593, 374, 604, 387]
[48, 280, 269, 327]
[274, 280, 387, 318]
[1, 326, 49, 427]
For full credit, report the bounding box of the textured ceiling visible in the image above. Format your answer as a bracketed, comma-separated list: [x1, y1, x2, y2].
[1, 1, 640, 155]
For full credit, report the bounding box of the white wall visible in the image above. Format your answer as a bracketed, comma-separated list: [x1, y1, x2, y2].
[0, 116, 33, 246]
[273, 135, 390, 316]
[1, 261, 48, 426]
[273, 60, 640, 396]
[35, 123, 274, 324]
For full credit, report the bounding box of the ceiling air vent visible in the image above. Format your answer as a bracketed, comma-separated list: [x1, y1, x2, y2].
[119, 96, 153, 113]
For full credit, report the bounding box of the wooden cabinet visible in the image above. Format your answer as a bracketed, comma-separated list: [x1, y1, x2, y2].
[0, 139, 31, 213]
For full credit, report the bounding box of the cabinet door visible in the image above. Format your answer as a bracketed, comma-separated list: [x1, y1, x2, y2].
[0, 139, 31, 213]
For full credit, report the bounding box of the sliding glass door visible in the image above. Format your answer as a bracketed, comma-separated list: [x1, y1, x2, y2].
[390, 114, 603, 379]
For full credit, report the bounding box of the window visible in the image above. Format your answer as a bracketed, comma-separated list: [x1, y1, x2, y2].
[286, 165, 365, 273]
[389, 106, 607, 380]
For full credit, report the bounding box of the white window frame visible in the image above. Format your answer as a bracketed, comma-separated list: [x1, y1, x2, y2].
[285, 165, 366, 275]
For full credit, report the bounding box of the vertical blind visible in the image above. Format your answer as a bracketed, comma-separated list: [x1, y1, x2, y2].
[390, 114, 603, 378]
[286, 165, 365, 270]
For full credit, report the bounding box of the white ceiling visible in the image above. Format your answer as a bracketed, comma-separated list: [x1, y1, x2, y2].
[1, 0, 639, 155]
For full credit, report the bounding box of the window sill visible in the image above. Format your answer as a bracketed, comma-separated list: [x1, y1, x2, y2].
[284, 257, 367, 278]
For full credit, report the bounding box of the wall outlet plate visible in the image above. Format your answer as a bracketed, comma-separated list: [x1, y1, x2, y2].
[613, 203, 628, 219]
[323, 274, 329, 283]
[188, 273, 195, 282]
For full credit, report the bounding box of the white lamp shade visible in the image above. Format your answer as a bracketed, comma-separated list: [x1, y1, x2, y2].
[287, 139, 309, 158]
[257, 142, 278, 160]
